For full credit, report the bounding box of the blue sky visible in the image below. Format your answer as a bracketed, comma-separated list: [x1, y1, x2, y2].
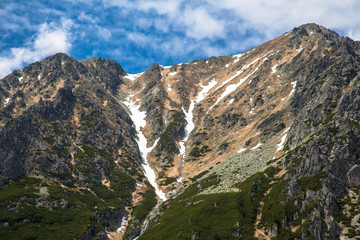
[1, 0, 360, 78]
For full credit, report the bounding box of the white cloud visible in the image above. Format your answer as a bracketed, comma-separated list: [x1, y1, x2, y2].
[182, 7, 225, 39]
[206, 0, 360, 39]
[139, 0, 183, 16]
[79, 12, 98, 24]
[347, 30, 360, 41]
[127, 32, 152, 45]
[78, 12, 112, 40]
[0, 19, 72, 78]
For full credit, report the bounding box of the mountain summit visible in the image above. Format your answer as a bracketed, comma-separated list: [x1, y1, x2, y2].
[1, 23, 360, 239]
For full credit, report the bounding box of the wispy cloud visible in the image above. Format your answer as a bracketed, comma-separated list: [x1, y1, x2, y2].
[0, 19, 73, 78]
[0, 0, 359, 76]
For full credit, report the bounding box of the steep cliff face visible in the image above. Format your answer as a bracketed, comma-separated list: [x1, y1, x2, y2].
[1, 23, 360, 240]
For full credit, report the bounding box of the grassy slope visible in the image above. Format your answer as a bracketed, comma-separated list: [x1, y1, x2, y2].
[139, 168, 278, 240]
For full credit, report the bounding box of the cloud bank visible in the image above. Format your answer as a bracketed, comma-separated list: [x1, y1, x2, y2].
[0, 0, 359, 77]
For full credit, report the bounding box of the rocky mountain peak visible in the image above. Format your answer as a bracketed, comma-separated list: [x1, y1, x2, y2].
[1, 24, 360, 240]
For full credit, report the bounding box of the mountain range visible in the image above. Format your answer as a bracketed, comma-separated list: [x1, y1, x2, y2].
[1, 23, 360, 240]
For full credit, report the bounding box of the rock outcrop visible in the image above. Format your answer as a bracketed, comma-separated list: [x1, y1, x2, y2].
[1, 23, 360, 240]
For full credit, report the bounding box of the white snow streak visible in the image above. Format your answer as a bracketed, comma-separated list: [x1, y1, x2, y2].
[18, 76, 23, 82]
[123, 96, 166, 201]
[250, 142, 262, 150]
[169, 72, 177, 76]
[4, 98, 10, 105]
[179, 101, 195, 156]
[178, 78, 218, 183]
[232, 53, 244, 64]
[276, 127, 290, 152]
[196, 78, 217, 103]
[177, 100, 196, 183]
[237, 148, 246, 153]
[125, 72, 144, 81]
[297, 47, 303, 53]
[116, 216, 127, 233]
[214, 57, 260, 93]
[38, 74, 41, 80]
[289, 81, 297, 97]
[208, 69, 257, 111]
[271, 65, 278, 73]
[227, 99, 234, 106]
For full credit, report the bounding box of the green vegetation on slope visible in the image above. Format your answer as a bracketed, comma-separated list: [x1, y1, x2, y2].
[0, 163, 135, 240]
[139, 169, 278, 240]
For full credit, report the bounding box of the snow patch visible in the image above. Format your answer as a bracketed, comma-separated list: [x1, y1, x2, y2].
[250, 142, 262, 150]
[18, 76, 23, 82]
[179, 101, 195, 156]
[225, 63, 230, 68]
[4, 98, 10, 105]
[169, 72, 177, 76]
[276, 127, 290, 152]
[123, 96, 166, 201]
[168, 87, 172, 91]
[116, 216, 128, 233]
[227, 99, 234, 106]
[271, 65, 278, 73]
[310, 31, 314, 35]
[289, 81, 297, 96]
[213, 57, 260, 93]
[162, 65, 171, 69]
[38, 74, 41, 80]
[247, 67, 259, 84]
[262, 50, 273, 60]
[208, 68, 258, 111]
[297, 47, 303, 53]
[237, 148, 246, 153]
[196, 78, 217, 103]
[177, 100, 196, 183]
[233, 53, 244, 64]
[126, 72, 144, 81]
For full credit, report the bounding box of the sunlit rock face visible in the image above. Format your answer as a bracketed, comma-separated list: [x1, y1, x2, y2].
[2, 23, 360, 240]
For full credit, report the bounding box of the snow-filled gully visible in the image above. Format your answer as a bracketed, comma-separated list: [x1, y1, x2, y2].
[177, 100, 195, 183]
[123, 95, 167, 201]
[177, 80, 217, 184]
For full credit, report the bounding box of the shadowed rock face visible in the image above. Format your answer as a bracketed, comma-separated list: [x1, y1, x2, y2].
[1, 24, 360, 239]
